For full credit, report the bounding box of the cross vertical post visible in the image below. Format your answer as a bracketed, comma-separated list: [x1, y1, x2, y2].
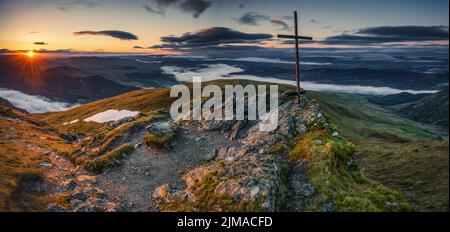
[277, 11, 313, 103]
[294, 11, 300, 102]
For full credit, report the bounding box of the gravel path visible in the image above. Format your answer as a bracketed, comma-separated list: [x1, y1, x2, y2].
[98, 123, 232, 211]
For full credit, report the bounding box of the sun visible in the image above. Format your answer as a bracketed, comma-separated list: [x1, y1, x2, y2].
[26, 50, 35, 58]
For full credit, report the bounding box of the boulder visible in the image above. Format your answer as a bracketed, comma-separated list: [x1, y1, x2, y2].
[47, 203, 68, 212]
[62, 179, 77, 191]
[59, 133, 77, 143]
[146, 121, 175, 137]
[108, 116, 134, 127]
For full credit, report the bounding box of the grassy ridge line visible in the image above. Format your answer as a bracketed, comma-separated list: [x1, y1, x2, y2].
[305, 91, 439, 142]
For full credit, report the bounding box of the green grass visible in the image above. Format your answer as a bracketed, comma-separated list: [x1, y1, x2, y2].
[305, 91, 440, 141]
[305, 91, 449, 212]
[356, 140, 449, 211]
[289, 130, 412, 212]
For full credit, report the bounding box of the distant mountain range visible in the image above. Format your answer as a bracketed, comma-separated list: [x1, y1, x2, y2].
[0, 56, 137, 103]
[0, 55, 448, 105]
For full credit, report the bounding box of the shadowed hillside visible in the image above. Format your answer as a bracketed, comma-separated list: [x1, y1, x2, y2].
[306, 91, 449, 211]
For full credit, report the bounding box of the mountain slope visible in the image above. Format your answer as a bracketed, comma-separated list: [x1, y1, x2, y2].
[2, 81, 445, 212]
[31, 81, 412, 212]
[305, 91, 449, 211]
[0, 100, 73, 211]
[395, 90, 449, 129]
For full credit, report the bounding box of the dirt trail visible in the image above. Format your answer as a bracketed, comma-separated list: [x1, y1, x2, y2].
[98, 123, 233, 211]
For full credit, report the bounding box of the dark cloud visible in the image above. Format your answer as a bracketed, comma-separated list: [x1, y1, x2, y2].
[179, 0, 211, 18]
[154, 27, 272, 49]
[133, 46, 145, 49]
[153, 0, 178, 8]
[144, 0, 211, 18]
[322, 26, 449, 45]
[234, 12, 270, 25]
[73, 30, 139, 40]
[144, 0, 177, 17]
[58, 0, 100, 12]
[33, 42, 48, 45]
[270, 19, 289, 31]
[143, 5, 164, 16]
[238, 0, 250, 9]
[310, 19, 320, 24]
[358, 26, 449, 40]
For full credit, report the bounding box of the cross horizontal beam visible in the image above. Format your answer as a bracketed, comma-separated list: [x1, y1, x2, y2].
[277, 34, 313, 40]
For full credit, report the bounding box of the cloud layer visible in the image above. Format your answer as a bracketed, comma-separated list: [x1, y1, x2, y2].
[144, 0, 211, 18]
[0, 88, 76, 113]
[162, 64, 439, 95]
[270, 19, 289, 30]
[234, 12, 292, 31]
[323, 26, 449, 45]
[58, 0, 100, 12]
[155, 27, 272, 49]
[73, 30, 139, 40]
[234, 12, 270, 25]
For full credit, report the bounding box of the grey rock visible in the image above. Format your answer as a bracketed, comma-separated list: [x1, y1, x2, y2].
[62, 179, 77, 191]
[47, 203, 68, 212]
[331, 131, 341, 139]
[71, 189, 87, 201]
[39, 162, 52, 168]
[146, 121, 175, 137]
[108, 116, 134, 127]
[204, 149, 217, 161]
[59, 133, 77, 143]
[323, 202, 334, 212]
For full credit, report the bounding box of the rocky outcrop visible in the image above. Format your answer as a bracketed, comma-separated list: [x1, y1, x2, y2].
[152, 91, 329, 211]
[48, 174, 119, 212]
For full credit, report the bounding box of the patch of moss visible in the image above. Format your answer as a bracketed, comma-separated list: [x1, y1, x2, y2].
[290, 130, 412, 212]
[67, 144, 135, 173]
[161, 164, 263, 212]
[143, 133, 174, 149]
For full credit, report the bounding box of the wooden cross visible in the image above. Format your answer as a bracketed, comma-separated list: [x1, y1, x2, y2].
[278, 11, 313, 103]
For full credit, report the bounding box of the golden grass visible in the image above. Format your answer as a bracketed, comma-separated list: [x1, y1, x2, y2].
[0, 115, 73, 211]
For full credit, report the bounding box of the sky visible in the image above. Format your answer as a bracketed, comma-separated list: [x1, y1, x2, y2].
[0, 0, 448, 53]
